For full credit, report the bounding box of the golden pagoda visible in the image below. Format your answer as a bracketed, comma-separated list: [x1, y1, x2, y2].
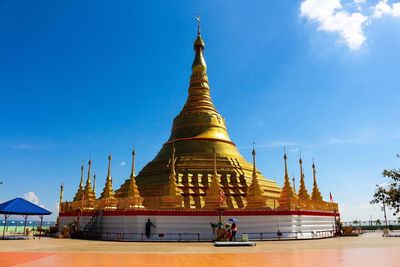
[99, 154, 117, 209]
[297, 157, 310, 200]
[159, 143, 184, 209]
[115, 19, 281, 209]
[117, 149, 144, 209]
[83, 160, 96, 208]
[245, 146, 269, 209]
[311, 161, 323, 202]
[278, 152, 298, 210]
[203, 149, 227, 209]
[73, 164, 85, 201]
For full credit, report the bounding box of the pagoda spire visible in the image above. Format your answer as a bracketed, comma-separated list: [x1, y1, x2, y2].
[245, 144, 269, 209]
[125, 148, 144, 207]
[159, 142, 182, 209]
[177, 16, 221, 118]
[311, 160, 323, 201]
[83, 159, 96, 205]
[100, 154, 115, 199]
[131, 148, 136, 177]
[278, 150, 297, 210]
[203, 149, 227, 209]
[298, 156, 310, 200]
[59, 182, 64, 206]
[73, 163, 85, 201]
[127, 148, 140, 198]
[93, 173, 97, 196]
[167, 143, 180, 196]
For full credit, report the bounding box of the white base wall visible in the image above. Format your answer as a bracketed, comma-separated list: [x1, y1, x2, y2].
[60, 214, 335, 241]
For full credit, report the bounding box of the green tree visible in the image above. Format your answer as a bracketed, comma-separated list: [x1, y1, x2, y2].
[375, 219, 382, 226]
[371, 154, 400, 216]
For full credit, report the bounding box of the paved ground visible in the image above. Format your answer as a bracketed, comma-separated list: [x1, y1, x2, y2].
[1, 232, 399, 266]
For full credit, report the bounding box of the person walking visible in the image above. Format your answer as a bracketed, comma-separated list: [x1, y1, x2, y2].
[230, 223, 237, 241]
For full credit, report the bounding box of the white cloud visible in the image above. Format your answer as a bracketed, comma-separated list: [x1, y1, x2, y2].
[23, 192, 40, 205]
[301, 0, 368, 50]
[373, 0, 400, 18]
[120, 161, 127, 166]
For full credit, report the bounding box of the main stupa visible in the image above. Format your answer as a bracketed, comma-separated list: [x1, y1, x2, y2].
[114, 23, 281, 209]
[59, 20, 339, 242]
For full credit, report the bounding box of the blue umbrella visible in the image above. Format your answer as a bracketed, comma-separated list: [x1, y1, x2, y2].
[228, 218, 239, 223]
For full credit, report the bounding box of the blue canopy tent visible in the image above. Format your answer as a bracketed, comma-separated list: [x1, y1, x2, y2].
[0, 198, 51, 239]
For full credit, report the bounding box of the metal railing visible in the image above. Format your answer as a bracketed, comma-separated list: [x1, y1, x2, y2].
[79, 231, 202, 241]
[243, 230, 334, 241]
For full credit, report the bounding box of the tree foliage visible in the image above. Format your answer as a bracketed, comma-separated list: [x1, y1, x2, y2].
[371, 154, 400, 215]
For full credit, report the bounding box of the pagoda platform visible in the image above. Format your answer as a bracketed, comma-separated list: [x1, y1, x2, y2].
[59, 209, 338, 241]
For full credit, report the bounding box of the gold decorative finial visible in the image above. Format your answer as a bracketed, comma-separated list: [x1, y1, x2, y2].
[252, 143, 256, 178]
[87, 159, 92, 185]
[60, 182, 64, 203]
[80, 163, 84, 187]
[107, 153, 112, 177]
[196, 14, 201, 35]
[284, 149, 288, 178]
[192, 16, 206, 72]
[93, 173, 96, 195]
[131, 148, 136, 177]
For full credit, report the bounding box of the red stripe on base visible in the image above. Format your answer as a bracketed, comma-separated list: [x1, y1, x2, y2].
[59, 209, 339, 217]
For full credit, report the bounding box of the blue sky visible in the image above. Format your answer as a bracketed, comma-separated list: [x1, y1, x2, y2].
[0, 0, 399, 221]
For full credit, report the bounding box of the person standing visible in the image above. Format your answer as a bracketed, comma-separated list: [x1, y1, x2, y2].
[145, 219, 156, 238]
[230, 223, 237, 241]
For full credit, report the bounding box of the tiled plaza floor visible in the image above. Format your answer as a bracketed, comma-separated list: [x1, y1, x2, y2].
[1, 233, 399, 266]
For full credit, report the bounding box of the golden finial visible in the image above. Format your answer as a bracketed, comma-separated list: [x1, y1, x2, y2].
[192, 15, 206, 72]
[107, 153, 112, 178]
[60, 182, 64, 203]
[252, 142, 256, 178]
[80, 163, 84, 187]
[312, 159, 317, 185]
[87, 159, 92, 185]
[131, 148, 136, 177]
[196, 14, 201, 35]
[283, 147, 288, 178]
[93, 173, 96, 195]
